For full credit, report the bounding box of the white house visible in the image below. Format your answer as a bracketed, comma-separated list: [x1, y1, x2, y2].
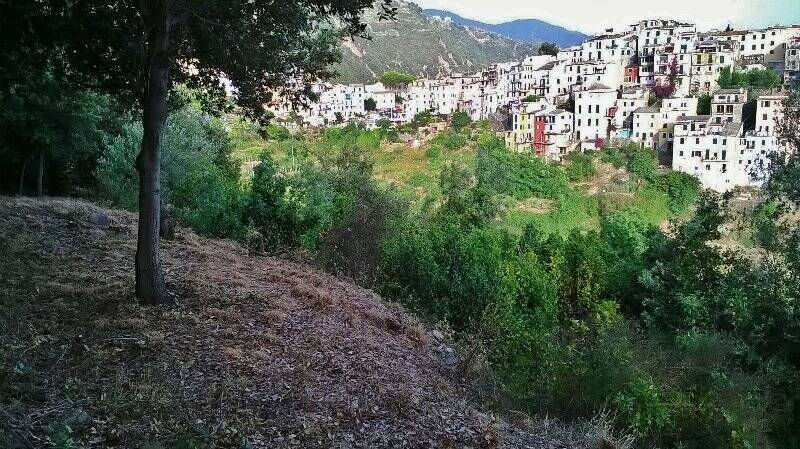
[632, 107, 662, 148]
[574, 83, 618, 145]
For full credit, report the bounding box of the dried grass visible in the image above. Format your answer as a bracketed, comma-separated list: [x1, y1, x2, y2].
[0, 196, 583, 448]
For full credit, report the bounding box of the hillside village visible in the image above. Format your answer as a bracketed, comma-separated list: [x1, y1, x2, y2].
[271, 19, 800, 192]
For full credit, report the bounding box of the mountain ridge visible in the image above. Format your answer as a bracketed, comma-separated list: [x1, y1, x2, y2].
[422, 8, 588, 47]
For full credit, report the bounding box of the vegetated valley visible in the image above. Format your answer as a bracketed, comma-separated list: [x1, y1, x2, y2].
[3, 90, 800, 449]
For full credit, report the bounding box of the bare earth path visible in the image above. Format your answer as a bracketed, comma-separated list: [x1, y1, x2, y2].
[0, 196, 567, 448]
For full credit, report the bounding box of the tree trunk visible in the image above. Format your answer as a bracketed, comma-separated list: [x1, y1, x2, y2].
[19, 156, 28, 195]
[135, 2, 172, 306]
[36, 150, 44, 196]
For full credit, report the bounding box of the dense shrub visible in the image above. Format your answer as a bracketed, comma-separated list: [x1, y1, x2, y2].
[1, 78, 121, 196]
[244, 153, 308, 250]
[424, 145, 442, 161]
[752, 199, 780, 249]
[407, 111, 433, 130]
[97, 104, 244, 236]
[565, 153, 597, 182]
[475, 135, 568, 200]
[601, 144, 658, 182]
[431, 131, 467, 150]
[653, 171, 700, 214]
[718, 66, 782, 90]
[600, 147, 627, 169]
[375, 169, 800, 448]
[450, 111, 472, 131]
[96, 122, 142, 210]
[265, 123, 291, 141]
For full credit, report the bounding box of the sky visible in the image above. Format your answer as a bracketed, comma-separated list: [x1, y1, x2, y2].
[413, 0, 800, 35]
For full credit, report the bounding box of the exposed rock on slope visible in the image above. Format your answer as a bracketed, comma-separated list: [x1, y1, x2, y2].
[333, 1, 539, 84]
[0, 197, 567, 448]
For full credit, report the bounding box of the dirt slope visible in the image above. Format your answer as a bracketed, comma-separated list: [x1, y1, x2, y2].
[0, 196, 569, 448]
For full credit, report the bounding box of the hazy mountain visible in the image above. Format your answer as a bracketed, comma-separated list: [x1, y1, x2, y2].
[422, 9, 587, 47]
[332, 1, 540, 84]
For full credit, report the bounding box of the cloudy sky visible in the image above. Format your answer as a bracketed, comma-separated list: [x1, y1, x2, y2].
[413, 0, 800, 34]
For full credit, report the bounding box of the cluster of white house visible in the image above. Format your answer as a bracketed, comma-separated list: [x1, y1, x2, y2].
[270, 19, 799, 192]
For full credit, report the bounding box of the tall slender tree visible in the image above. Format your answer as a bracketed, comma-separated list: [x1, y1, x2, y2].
[2, 0, 394, 305]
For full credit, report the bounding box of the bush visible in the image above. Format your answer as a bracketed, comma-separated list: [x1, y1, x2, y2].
[476, 135, 569, 200]
[265, 123, 290, 141]
[96, 121, 142, 210]
[600, 147, 627, 169]
[565, 153, 597, 182]
[431, 131, 467, 150]
[697, 93, 711, 115]
[613, 375, 671, 438]
[317, 182, 403, 281]
[245, 153, 307, 250]
[752, 200, 780, 249]
[626, 148, 657, 182]
[410, 111, 433, 129]
[97, 104, 243, 236]
[653, 171, 700, 214]
[450, 111, 472, 131]
[718, 67, 782, 90]
[424, 145, 442, 161]
[602, 145, 657, 182]
[481, 254, 560, 396]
